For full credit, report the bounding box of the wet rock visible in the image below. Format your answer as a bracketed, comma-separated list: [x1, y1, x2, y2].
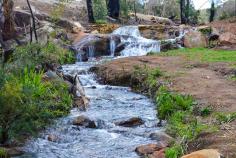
[219, 32, 236, 45]
[148, 148, 165, 158]
[47, 134, 58, 142]
[73, 115, 96, 128]
[115, 117, 144, 127]
[181, 149, 222, 158]
[184, 30, 207, 48]
[149, 132, 174, 146]
[73, 97, 85, 108]
[73, 34, 121, 58]
[4, 147, 24, 157]
[135, 144, 162, 156]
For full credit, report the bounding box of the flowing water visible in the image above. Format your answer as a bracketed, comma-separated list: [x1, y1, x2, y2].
[19, 61, 161, 158]
[112, 26, 161, 56]
[17, 25, 174, 158]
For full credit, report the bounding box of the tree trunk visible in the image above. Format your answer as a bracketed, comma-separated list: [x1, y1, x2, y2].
[26, 0, 38, 43]
[86, 0, 95, 23]
[209, 1, 215, 22]
[180, 0, 186, 24]
[2, 0, 15, 40]
[185, 0, 190, 24]
[108, 0, 120, 19]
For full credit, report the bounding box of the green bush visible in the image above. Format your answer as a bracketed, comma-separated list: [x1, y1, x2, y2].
[156, 86, 193, 121]
[0, 68, 72, 144]
[165, 145, 183, 158]
[93, 0, 107, 21]
[0, 148, 9, 158]
[7, 42, 75, 72]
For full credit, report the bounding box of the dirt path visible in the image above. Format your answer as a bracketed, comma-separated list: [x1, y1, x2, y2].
[93, 55, 236, 157]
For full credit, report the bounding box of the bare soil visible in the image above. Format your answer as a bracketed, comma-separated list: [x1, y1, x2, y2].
[93, 55, 236, 156]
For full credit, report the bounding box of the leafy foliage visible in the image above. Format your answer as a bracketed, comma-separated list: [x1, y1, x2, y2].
[156, 86, 193, 121]
[92, 0, 107, 21]
[0, 68, 72, 143]
[165, 145, 183, 158]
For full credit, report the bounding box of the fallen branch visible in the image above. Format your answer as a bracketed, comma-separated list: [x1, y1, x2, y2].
[74, 75, 89, 110]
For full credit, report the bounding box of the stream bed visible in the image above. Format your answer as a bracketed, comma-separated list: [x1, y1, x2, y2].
[19, 61, 161, 158]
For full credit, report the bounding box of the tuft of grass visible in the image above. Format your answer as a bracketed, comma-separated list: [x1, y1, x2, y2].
[200, 107, 213, 117]
[165, 145, 183, 158]
[131, 65, 162, 97]
[158, 48, 236, 63]
[0, 148, 9, 158]
[215, 112, 236, 124]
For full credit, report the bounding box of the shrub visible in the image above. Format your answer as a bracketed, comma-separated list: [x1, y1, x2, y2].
[7, 42, 75, 72]
[0, 68, 72, 144]
[0, 148, 9, 158]
[156, 86, 193, 121]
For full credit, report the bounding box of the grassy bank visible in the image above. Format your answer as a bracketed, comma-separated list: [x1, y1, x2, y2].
[0, 42, 75, 151]
[143, 48, 236, 157]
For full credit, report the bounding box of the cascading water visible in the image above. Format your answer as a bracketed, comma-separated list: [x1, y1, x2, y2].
[112, 26, 161, 56]
[110, 36, 116, 57]
[88, 45, 95, 58]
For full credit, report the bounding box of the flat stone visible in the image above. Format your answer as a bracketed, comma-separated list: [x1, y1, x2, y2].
[115, 117, 144, 127]
[135, 144, 163, 156]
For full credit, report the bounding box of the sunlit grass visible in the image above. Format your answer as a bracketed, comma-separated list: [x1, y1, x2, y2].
[159, 48, 236, 63]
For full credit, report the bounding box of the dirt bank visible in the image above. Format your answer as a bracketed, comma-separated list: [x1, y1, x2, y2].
[92, 52, 236, 157]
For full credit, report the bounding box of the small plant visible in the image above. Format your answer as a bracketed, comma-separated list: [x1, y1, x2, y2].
[216, 112, 236, 124]
[0, 148, 9, 158]
[156, 86, 193, 121]
[200, 107, 213, 117]
[165, 145, 183, 158]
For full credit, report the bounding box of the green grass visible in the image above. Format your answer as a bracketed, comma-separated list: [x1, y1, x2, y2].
[159, 48, 236, 63]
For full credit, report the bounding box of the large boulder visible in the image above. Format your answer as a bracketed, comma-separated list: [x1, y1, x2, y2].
[115, 117, 144, 127]
[219, 32, 236, 45]
[72, 34, 121, 60]
[72, 115, 96, 128]
[184, 30, 207, 48]
[139, 25, 180, 40]
[148, 148, 165, 158]
[181, 149, 222, 158]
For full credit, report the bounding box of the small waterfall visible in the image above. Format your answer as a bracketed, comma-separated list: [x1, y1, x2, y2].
[76, 53, 83, 62]
[88, 45, 95, 58]
[110, 36, 116, 57]
[112, 26, 161, 56]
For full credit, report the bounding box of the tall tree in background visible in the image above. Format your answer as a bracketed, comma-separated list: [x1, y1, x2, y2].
[180, 0, 186, 24]
[209, 0, 215, 22]
[108, 0, 120, 19]
[86, 0, 95, 23]
[185, 0, 190, 23]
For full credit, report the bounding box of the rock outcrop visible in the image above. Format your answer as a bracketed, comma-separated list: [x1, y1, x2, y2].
[184, 30, 207, 48]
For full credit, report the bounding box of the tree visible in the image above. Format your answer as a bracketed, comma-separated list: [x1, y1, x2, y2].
[108, 0, 120, 19]
[86, 0, 95, 23]
[185, 0, 190, 23]
[26, 0, 38, 43]
[180, 0, 186, 24]
[209, 0, 215, 22]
